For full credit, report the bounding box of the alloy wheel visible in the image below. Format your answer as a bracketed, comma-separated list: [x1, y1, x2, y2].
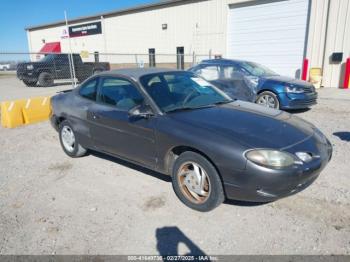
[177, 162, 211, 204]
[61, 126, 76, 152]
[257, 94, 277, 108]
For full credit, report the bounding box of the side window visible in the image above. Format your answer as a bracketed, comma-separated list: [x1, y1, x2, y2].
[55, 54, 69, 65]
[79, 78, 98, 100]
[221, 65, 245, 79]
[195, 65, 219, 81]
[98, 77, 144, 110]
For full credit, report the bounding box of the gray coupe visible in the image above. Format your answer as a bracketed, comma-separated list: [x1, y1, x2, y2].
[50, 68, 332, 211]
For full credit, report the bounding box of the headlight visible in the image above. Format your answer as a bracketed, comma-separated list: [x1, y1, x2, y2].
[285, 85, 304, 93]
[245, 149, 296, 168]
[26, 64, 34, 70]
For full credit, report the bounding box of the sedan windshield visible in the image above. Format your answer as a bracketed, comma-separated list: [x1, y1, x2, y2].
[140, 71, 232, 113]
[239, 61, 278, 77]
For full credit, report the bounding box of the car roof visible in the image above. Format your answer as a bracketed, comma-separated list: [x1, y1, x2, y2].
[99, 68, 181, 79]
[198, 58, 248, 65]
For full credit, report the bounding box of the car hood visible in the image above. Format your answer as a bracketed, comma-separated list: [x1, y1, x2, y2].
[169, 101, 315, 149]
[261, 75, 314, 87]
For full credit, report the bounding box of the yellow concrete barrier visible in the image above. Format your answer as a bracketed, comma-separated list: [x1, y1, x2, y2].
[0, 96, 51, 128]
[22, 97, 51, 125]
[0, 99, 27, 128]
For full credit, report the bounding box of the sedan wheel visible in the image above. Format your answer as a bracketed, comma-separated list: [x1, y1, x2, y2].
[59, 120, 87, 158]
[177, 162, 211, 204]
[256, 91, 280, 109]
[61, 126, 75, 153]
[172, 152, 225, 212]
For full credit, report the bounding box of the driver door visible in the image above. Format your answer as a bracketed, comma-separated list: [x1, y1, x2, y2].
[88, 76, 157, 168]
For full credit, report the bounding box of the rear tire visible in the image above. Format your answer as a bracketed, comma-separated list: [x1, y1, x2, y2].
[23, 80, 37, 87]
[59, 120, 87, 158]
[171, 152, 225, 212]
[38, 72, 54, 87]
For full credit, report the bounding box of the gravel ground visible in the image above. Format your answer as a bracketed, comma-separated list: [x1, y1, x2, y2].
[0, 74, 72, 101]
[0, 76, 349, 255]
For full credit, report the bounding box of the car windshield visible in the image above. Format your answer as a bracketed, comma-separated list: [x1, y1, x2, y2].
[39, 54, 54, 63]
[140, 71, 232, 113]
[239, 61, 278, 77]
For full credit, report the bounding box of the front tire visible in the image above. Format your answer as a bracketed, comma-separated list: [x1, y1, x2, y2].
[38, 72, 54, 87]
[23, 80, 37, 87]
[256, 91, 280, 109]
[59, 120, 87, 158]
[171, 152, 225, 212]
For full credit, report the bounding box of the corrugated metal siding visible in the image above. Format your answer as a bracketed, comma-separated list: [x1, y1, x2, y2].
[306, 0, 350, 87]
[306, 0, 329, 67]
[322, 0, 350, 87]
[103, 0, 225, 59]
[26, 0, 350, 87]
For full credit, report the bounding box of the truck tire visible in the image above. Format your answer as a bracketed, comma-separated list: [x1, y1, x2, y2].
[23, 80, 37, 87]
[38, 72, 54, 87]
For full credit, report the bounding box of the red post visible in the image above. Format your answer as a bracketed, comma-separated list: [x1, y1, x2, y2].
[301, 58, 309, 81]
[344, 58, 350, 89]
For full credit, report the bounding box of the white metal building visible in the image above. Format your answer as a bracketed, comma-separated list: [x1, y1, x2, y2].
[26, 0, 350, 88]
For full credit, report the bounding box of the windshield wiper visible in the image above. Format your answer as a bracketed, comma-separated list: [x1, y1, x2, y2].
[213, 99, 235, 105]
[166, 104, 215, 114]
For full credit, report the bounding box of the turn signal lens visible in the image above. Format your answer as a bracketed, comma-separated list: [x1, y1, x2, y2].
[295, 152, 313, 162]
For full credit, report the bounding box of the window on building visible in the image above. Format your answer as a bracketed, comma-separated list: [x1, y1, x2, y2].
[149, 48, 156, 67]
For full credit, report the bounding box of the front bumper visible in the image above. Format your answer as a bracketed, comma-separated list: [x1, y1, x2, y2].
[223, 133, 332, 202]
[17, 71, 38, 81]
[279, 92, 318, 110]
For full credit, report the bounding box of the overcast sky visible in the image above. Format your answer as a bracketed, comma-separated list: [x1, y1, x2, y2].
[0, 0, 158, 52]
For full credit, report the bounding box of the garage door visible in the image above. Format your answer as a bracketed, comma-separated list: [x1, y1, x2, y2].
[226, 0, 309, 78]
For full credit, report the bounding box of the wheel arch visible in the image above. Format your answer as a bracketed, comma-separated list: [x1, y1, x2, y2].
[257, 88, 277, 95]
[256, 89, 281, 106]
[164, 145, 223, 181]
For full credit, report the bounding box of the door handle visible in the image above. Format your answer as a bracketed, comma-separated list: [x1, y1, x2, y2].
[87, 111, 100, 120]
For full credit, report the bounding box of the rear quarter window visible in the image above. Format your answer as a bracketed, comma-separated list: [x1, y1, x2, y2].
[79, 78, 98, 100]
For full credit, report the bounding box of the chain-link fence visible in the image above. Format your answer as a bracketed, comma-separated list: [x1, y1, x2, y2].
[0, 52, 211, 88]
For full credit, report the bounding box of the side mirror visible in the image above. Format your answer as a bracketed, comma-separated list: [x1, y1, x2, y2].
[128, 104, 154, 119]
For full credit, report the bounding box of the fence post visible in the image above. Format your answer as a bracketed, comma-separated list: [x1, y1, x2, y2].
[135, 54, 138, 67]
[64, 11, 77, 87]
[344, 58, 350, 89]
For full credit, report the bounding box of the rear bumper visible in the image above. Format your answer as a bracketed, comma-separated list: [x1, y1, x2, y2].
[279, 92, 318, 110]
[50, 115, 60, 131]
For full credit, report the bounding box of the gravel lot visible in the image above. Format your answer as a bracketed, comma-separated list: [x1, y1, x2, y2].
[0, 75, 349, 255]
[0, 73, 72, 101]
